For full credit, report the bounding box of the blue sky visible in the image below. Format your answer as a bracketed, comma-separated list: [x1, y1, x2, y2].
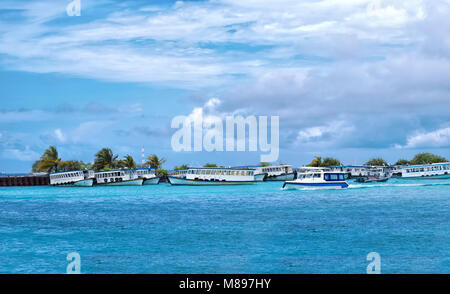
[1, 0, 450, 172]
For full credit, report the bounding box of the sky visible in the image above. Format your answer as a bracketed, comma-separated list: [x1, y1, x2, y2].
[1, 0, 450, 172]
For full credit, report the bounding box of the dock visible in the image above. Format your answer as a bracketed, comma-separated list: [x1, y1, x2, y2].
[0, 174, 50, 187]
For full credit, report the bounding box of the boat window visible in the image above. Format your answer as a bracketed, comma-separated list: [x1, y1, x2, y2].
[313, 173, 321, 178]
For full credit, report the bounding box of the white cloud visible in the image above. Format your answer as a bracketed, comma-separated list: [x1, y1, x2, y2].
[399, 127, 450, 148]
[0, 110, 49, 122]
[0, 0, 434, 87]
[54, 128, 66, 143]
[2, 146, 40, 161]
[296, 121, 355, 143]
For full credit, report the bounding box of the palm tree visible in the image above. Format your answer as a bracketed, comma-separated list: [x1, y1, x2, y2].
[307, 156, 322, 167]
[121, 155, 136, 169]
[37, 146, 61, 172]
[146, 154, 166, 169]
[93, 148, 119, 171]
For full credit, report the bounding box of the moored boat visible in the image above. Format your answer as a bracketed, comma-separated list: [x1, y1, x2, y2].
[50, 170, 95, 187]
[168, 167, 259, 185]
[283, 168, 348, 190]
[94, 169, 143, 186]
[398, 162, 450, 179]
[258, 165, 295, 181]
[135, 168, 160, 185]
[168, 169, 188, 179]
[233, 164, 294, 181]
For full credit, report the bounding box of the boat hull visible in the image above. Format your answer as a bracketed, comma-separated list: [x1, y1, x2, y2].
[355, 177, 390, 183]
[96, 179, 144, 186]
[401, 174, 450, 180]
[168, 176, 257, 186]
[265, 172, 295, 181]
[51, 179, 94, 187]
[143, 177, 160, 185]
[254, 173, 266, 182]
[283, 181, 349, 190]
[73, 179, 94, 187]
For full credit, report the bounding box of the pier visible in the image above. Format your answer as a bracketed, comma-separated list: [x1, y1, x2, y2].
[0, 175, 49, 187]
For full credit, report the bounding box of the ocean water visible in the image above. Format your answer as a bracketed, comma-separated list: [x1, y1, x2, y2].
[0, 179, 449, 274]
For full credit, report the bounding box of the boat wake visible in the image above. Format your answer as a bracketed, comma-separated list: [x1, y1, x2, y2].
[348, 181, 450, 189]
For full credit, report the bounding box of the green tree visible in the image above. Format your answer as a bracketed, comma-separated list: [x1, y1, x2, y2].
[93, 148, 119, 171]
[37, 146, 61, 172]
[306, 156, 341, 167]
[174, 164, 189, 170]
[31, 160, 41, 173]
[156, 168, 168, 177]
[410, 153, 448, 165]
[321, 157, 342, 167]
[259, 162, 271, 167]
[365, 158, 389, 166]
[146, 154, 166, 169]
[306, 156, 322, 167]
[203, 163, 217, 167]
[59, 160, 83, 171]
[121, 155, 136, 169]
[395, 159, 410, 166]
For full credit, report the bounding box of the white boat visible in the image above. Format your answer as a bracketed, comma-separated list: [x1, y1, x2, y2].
[94, 169, 143, 186]
[398, 162, 450, 179]
[257, 165, 295, 181]
[134, 168, 160, 185]
[168, 169, 188, 179]
[168, 167, 258, 185]
[233, 164, 294, 181]
[50, 170, 95, 187]
[283, 168, 348, 189]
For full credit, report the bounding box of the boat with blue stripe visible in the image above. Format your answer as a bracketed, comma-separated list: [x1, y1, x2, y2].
[283, 167, 348, 190]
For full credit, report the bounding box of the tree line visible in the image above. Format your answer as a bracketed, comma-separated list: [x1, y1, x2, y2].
[32, 146, 167, 175]
[305, 153, 448, 167]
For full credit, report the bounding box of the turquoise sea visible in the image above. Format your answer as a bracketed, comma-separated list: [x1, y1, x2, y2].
[0, 179, 449, 274]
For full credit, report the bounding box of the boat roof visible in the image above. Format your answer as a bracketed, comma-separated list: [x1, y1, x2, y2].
[299, 170, 346, 173]
[187, 167, 254, 171]
[50, 169, 92, 175]
[399, 162, 450, 169]
[232, 164, 292, 168]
